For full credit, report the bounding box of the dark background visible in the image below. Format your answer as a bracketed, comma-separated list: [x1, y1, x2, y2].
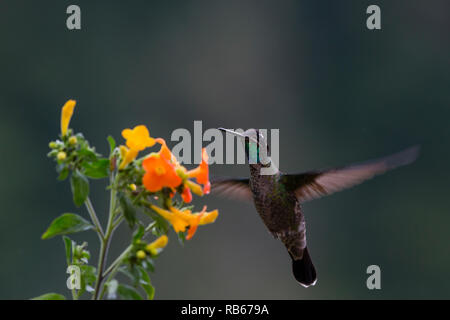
[0, 0, 449, 299]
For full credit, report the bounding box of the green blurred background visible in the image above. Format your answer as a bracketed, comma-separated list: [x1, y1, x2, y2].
[0, 0, 449, 299]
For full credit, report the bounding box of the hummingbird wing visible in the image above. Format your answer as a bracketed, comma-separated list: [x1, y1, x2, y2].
[210, 177, 252, 201]
[281, 145, 420, 203]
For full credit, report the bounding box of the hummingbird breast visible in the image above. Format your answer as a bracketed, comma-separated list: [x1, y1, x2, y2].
[249, 170, 306, 253]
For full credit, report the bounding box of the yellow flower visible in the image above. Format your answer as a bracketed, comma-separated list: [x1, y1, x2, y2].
[150, 204, 218, 240]
[119, 145, 138, 170]
[136, 250, 147, 259]
[199, 209, 218, 224]
[122, 125, 156, 151]
[60, 100, 76, 137]
[150, 205, 189, 233]
[145, 235, 169, 255]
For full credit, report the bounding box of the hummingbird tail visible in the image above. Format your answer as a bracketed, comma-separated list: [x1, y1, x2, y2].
[290, 247, 317, 287]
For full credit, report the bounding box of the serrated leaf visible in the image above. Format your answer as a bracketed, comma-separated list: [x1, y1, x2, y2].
[82, 158, 110, 179]
[70, 170, 89, 207]
[62, 236, 73, 266]
[107, 136, 116, 154]
[117, 284, 143, 300]
[42, 213, 93, 239]
[138, 266, 155, 300]
[31, 293, 66, 300]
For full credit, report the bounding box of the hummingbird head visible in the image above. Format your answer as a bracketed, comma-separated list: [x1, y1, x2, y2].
[219, 128, 270, 166]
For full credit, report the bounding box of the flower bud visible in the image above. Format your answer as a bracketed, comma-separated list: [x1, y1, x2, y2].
[136, 250, 146, 259]
[176, 166, 188, 179]
[145, 235, 169, 255]
[185, 180, 203, 197]
[68, 136, 78, 145]
[129, 184, 137, 191]
[57, 151, 67, 161]
[49, 141, 58, 149]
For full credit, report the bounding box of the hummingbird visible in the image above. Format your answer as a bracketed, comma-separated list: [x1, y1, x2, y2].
[213, 128, 419, 287]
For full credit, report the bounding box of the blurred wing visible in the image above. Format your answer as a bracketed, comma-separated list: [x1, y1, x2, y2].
[211, 177, 252, 201]
[282, 146, 420, 203]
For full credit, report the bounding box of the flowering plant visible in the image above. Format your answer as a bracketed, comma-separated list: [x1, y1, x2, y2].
[34, 100, 218, 300]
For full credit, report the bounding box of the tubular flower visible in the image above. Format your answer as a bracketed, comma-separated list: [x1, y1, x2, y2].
[150, 205, 218, 240]
[150, 205, 190, 233]
[122, 125, 156, 151]
[188, 148, 211, 194]
[185, 180, 204, 197]
[181, 186, 193, 203]
[142, 142, 182, 192]
[145, 235, 169, 255]
[60, 100, 76, 137]
[155, 138, 176, 162]
[199, 209, 219, 225]
[186, 206, 206, 240]
[119, 145, 139, 170]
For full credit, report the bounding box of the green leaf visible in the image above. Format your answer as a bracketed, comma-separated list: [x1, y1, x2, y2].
[119, 193, 137, 228]
[82, 158, 110, 179]
[142, 258, 155, 274]
[42, 213, 93, 239]
[62, 236, 73, 266]
[107, 136, 116, 154]
[132, 225, 145, 244]
[177, 231, 186, 246]
[57, 164, 70, 181]
[31, 293, 66, 300]
[80, 265, 97, 295]
[138, 266, 155, 300]
[70, 170, 90, 207]
[58, 168, 69, 181]
[117, 284, 143, 300]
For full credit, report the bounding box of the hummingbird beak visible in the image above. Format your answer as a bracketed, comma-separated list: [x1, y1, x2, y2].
[219, 128, 259, 144]
[218, 128, 245, 139]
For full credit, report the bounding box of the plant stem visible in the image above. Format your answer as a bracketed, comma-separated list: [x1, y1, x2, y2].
[102, 244, 132, 278]
[91, 174, 118, 300]
[85, 197, 104, 239]
[103, 221, 156, 278]
[71, 289, 78, 300]
[99, 221, 157, 299]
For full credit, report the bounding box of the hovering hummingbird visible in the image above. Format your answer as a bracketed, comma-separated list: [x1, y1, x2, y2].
[213, 128, 419, 287]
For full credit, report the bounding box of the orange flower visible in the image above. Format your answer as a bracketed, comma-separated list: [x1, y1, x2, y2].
[188, 148, 211, 194]
[155, 138, 177, 163]
[142, 153, 182, 192]
[186, 206, 206, 240]
[122, 125, 156, 151]
[181, 187, 193, 203]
